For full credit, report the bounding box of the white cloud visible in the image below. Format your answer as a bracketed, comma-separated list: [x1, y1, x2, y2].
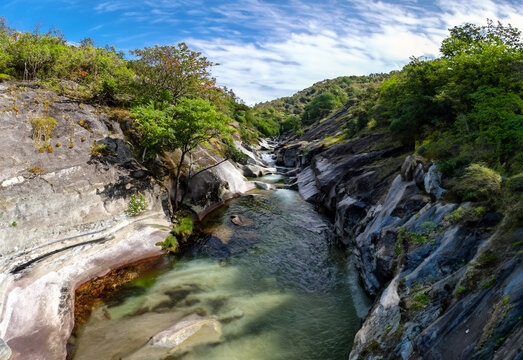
[188, 0, 522, 104]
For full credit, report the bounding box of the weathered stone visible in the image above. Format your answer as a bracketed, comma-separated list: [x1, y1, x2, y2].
[296, 166, 320, 203]
[150, 316, 221, 348]
[424, 164, 445, 200]
[0, 338, 11, 360]
[254, 181, 275, 190]
[401, 155, 415, 181]
[242, 164, 274, 178]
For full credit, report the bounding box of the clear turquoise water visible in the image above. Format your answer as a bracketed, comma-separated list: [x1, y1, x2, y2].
[72, 189, 370, 360]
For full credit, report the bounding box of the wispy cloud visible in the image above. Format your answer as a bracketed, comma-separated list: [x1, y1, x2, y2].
[186, 0, 523, 104]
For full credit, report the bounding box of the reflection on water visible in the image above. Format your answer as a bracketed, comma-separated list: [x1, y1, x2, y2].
[72, 189, 370, 360]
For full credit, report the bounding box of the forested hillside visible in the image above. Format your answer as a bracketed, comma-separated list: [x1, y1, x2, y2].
[260, 20, 522, 219]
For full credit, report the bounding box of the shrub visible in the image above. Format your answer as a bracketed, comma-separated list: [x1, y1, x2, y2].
[155, 216, 193, 253]
[453, 164, 501, 202]
[454, 286, 467, 297]
[507, 173, 523, 193]
[125, 192, 147, 215]
[171, 216, 193, 241]
[30, 116, 57, 150]
[90, 141, 110, 156]
[156, 235, 179, 253]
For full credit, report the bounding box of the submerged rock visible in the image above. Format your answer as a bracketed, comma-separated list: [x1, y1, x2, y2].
[123, 316, 222, 360]
[150, 316, 221, 348]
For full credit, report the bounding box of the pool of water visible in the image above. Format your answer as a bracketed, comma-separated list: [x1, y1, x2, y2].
[71, 188, 370, 360]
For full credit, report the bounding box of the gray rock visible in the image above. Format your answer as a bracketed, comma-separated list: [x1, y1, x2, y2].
[296, 166, 320, 203]
[242, 164, 274, 178]
[401, 155, 415, 181]
[0, 338, 11, 360]
[424, 164, 445, 200]
[254, 181, 275, 190]
[413, 163, 425, 189]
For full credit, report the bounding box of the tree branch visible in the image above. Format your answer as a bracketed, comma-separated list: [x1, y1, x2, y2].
[189, 158, 229, 179]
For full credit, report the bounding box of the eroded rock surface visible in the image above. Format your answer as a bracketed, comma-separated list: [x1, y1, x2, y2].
[279, 120, 522, 360]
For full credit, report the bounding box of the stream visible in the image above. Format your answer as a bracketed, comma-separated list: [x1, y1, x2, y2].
[71, 173, 371, 360]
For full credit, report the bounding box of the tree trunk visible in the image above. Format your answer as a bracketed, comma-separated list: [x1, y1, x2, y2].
[172, 150, 186, 211]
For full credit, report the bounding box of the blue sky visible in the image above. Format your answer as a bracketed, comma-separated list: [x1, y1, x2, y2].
[1, 0, 522, 104]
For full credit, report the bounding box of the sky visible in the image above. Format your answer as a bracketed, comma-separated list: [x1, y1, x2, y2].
[1, 0, 522, 104]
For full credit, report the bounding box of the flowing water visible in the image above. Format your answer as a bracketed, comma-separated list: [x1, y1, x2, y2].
[71, 177, 370, 360]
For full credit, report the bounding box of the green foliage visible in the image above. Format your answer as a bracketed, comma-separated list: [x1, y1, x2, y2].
[131, 98, 230, 160]
[445, 206, 464, 222]
[301, 92, 339, 126]
[376, 21, 522, 175]
[130, 43, 216, 104]
[223, 138, 248, 164]
[11, 221, 17, 227]
[156, 235, 179, 253]
[453, 163, 502, 202]
[454, 286, 467, 297]
[156, 216, 193, 253]
[411, 293, 430, 309]
[90, 141, 110, 156]
[475, 251, 498, 268]
[171, 216, 194, 238]
[125, 192, 147, 216]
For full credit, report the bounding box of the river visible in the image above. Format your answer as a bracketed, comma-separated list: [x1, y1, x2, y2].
[71, 173, 370, 360]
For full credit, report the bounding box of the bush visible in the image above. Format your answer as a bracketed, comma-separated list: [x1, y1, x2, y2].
[156, 235, 179, 253]
[30, 116, 57, 150]
[171, 216, 193, 240]
[507, 173, 523, 193]
[125, 192, 147, 215]
[453, 164, 501, 202]
[156, 216, 193, 253]
[90, 141, 110, 156]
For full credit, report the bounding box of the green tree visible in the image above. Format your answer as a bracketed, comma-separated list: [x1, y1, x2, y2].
[130, 43, 216, 104]
[301, 92, 339, 126]
[132, 98, 230, 214]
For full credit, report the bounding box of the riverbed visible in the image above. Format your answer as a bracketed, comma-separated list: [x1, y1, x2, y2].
[71, 179, 370, 359]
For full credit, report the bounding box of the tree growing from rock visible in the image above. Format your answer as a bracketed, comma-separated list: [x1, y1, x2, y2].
[132, 98, 230, 215]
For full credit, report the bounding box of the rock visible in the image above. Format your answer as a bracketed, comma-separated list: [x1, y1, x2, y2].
[242, 164, 274, 178]
[296, 166, 320, 203]
[230, 215, 253, 227]
[424, 164, 445, 200]
[230, 214, 242, 225]
[333, 196, 367, 245]
[186, 159, 256, 217]
[254, 181, 275, 190]
[150, 316, 221, 348]
[0, 338, 11, 360]
[413, 163, 425, 189]
[350, 276, 401, 360]
[352, 176, 421, 294]
[123, 316, 222, 360]
[401, 155, 415, 181]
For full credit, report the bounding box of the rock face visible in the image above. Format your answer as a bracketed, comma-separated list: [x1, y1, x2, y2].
[0, 83, 261, 359]
[0, 83, 166, 260]
[279, 125, 522, 359]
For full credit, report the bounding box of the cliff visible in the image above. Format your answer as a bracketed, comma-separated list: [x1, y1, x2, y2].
[276, 109, 522, 359]
[0, 82, 271, 359]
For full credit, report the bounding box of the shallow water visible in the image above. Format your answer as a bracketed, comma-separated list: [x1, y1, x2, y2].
[72, 188, 370, 360]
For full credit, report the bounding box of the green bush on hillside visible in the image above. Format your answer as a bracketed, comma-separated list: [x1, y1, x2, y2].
[453, 164, 502, 202]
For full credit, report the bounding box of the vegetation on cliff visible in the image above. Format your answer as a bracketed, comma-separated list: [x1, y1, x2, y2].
[262, 20, 522, 224]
